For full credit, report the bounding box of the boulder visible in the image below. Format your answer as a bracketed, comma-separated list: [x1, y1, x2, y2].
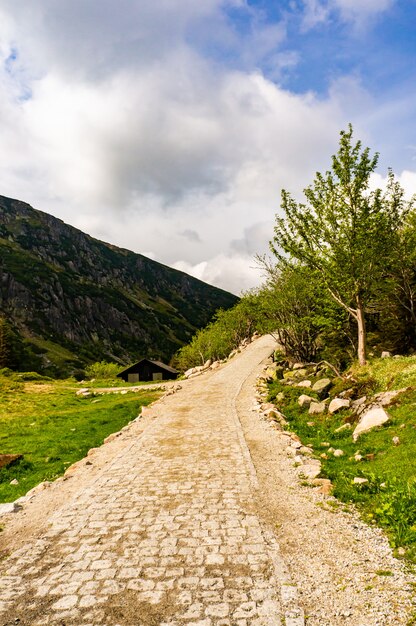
[0, 454, 23, 470]
[353, 406, 390, 441]
[298, 395, 314, 408]
[328, 398, 350, 414]
[374, 388, 408, 407]
[308, 401, 326, 415]
[312, 378, 332, 398]
[296, 380, 312, 388]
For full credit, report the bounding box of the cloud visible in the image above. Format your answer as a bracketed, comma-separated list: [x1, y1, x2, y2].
[0, 0, 412, 296]
[301, 0, 395, 30]
[180, 229, 202, 243]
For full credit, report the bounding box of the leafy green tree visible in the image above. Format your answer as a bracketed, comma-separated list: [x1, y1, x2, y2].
[271, 125, 409, 365]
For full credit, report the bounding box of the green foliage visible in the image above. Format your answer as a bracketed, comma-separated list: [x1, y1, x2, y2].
[85, 361, 121, 380]
[258, 263, 348, 363]
[268, 360, 416, 560]
[173, 293, 262, 370]
[271, 125, 412, 364]
[0, 374, 160, 502]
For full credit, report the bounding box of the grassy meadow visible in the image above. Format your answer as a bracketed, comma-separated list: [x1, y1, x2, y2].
[0, 372, 160, 503]
[268, 355, 416, 562]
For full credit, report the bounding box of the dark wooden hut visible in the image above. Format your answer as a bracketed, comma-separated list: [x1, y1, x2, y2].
[117, 359, 179, 383]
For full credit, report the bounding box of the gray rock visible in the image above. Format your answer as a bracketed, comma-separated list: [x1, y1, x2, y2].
[298, 394, 314, 408]
[353, 477, 368, 485]
[335, 423, 352, 433]
[312, 378, 332, 398]
[333, 449, 344, 457]
[353, 406, 390, 441]
[374, 388, 407, 407]
[309, 401, 326, 415]
[297, 380, 312, 388]
[328, 398, 350, 414]
[381, 351, 391, 358]
[0, 502, 21, 515]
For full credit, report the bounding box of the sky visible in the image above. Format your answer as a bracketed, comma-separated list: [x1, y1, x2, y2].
[0, 1, 415, 295]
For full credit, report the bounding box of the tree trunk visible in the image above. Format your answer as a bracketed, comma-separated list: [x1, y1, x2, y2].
[356, 294, 367, 366]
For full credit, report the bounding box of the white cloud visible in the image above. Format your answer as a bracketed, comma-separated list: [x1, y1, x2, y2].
[0, 1, 410, 295]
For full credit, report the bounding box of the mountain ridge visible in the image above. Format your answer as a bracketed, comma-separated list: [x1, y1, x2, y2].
[0, 195, 238, 375]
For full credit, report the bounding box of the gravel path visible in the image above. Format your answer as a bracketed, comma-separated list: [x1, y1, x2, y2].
[0, 335, 414, 625]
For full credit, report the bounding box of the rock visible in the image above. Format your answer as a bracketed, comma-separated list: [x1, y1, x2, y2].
[338, 389, 354, 399]
[299, 446, 313, 456]
[312, 378, 332, 398]
[392, 436, 400, 446]
[9, 479, 19, 485]
[351, 396, 367, 411]
[291, 440, 302, 449]
[293, 363, 306, 370]
[76, 388, 90, 396]
[297, 380, 312, 388]
[203, 359, 212, 369]
[300, 459, 321, 479]
[274, 392, 285, 404]
[374, 388, 408, 407]
[210, 361, 221, 370]
[353, 477, 368, 485]
[307, 421, 315, 426]
[333, 449, 344, 457]
[308, 401, 326, 415]
[328, 398, 351, 414]
[354, 454, 363, 462]
[293, 368, 308, 379]
[312, 478, 333, 495]
[320, 442, 331, 447]
[335, 423, 352, 433]
[264, 366, 278, 381]
[381, 351, 391, 358]
[184, 367, 196, 378]
[0, 454, 23, 470]
[353, 406, 390, 441]
[0, 502, 21, 515]
[298, 394, 314, 408]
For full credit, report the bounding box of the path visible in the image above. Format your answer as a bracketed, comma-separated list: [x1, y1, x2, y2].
[0, 335, 303, 625]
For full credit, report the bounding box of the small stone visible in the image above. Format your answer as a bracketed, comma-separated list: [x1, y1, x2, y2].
[9, 479, 19, 485]
[397, 547, 406, 556]
[298, 395, 314, 408]
[335, 423, 352, 433]
[311, 378, 332, 398]
[296, 380, 312, 388]
[328, 398, 350, 414]
[309, 401, 326, 415]
[381, 351, 391, 358]
[354, 454, 363, 462]
[392, 436, 400, 446]
[353, 477, 368, 485]
[333, 449, 344, 457]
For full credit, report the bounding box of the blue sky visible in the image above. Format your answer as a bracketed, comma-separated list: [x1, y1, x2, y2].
[0, 1, 415, 293]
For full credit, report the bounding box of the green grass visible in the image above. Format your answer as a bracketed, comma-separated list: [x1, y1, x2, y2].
[0, 374, 160, 503]
[268, 356, 416, 561]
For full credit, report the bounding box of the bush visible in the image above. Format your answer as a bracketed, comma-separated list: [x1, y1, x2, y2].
[84, 361, 121, 380]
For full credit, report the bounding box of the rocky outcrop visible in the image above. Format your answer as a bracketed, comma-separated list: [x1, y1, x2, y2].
[0, 195, 237, 372]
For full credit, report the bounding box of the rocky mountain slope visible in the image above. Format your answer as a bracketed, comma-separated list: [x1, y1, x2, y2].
[0, 195, 238, 374]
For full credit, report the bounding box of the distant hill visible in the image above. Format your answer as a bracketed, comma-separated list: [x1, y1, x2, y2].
[0, 195, 238, 376]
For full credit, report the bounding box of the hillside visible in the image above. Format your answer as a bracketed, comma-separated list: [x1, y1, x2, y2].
[0, 195, 238, 375]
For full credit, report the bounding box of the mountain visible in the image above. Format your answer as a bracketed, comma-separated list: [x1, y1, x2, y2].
[0, 195, 238, 375]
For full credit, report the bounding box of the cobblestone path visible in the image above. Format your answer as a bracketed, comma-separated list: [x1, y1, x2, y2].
[0, 336, 304, 626]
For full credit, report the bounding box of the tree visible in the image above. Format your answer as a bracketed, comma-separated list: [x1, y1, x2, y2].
[271, 125, 409, 365]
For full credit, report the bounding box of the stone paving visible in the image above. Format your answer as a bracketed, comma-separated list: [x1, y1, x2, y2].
[0, 336, 304, 625]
